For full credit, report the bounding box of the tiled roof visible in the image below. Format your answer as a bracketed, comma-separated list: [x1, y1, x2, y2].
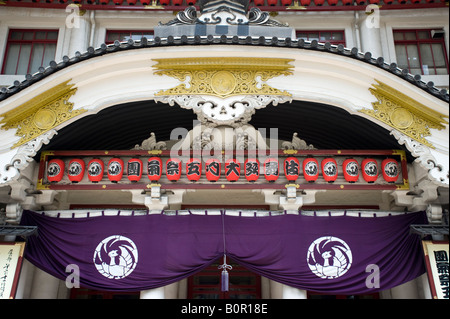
[1, 35, 448, 103]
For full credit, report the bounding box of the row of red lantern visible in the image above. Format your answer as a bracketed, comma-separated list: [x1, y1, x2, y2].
[48, 158, 144, 183]
[287, 157, 399, 183]
[47, 157, 400, 184]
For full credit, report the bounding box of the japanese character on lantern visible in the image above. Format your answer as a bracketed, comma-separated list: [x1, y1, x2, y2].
[205, 159, 221, 182]
[186, 158, 202, 182]
[245, 159, 259, 182]
[264, 158, 279, 182]
[284, 157, 300, 182]
[127, 158, 143, 183]
[166, 158, 182, 182]
[147, 157, 162, 182]
[225, 159, 240, 182]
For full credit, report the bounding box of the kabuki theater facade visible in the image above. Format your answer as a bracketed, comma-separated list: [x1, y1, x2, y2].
[0, 0, 448, 300]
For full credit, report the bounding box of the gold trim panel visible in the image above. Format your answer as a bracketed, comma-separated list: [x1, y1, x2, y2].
[360, 80, 448, 148]
[0, 80, 86, 148]
[153, 57, 294, 98]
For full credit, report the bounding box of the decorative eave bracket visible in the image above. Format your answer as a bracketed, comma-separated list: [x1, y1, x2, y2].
[360, 80, 449, 187]
[360, 80, 448, 149]
[152, 57, 294, 127]
[0, 80, 86, 149]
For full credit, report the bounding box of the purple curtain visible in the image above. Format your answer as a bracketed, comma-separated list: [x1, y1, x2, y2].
[20, 210, 427, 294]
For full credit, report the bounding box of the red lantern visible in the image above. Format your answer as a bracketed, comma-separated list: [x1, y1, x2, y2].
[205, 159, 221, 182]
[113, 0, 123, 4]
[245, 159, 260, 182]
[300, 0, 311, 5]
[284, 157, 300, 182]
[107, 158, 124, 183]
[264, 158, 279, 183]
[186, 158, 202, 182]
[187, 0, 197, 4]
[140, 0, 151, 4]
[314, 0, 325, 5]
[362, 158, 378, 183]
[87, 159, 104, 183]
[341, 0, 353, 4]
[172, 0, 183, 4]
[99, 0, 109, 4]
[158, 0, 170, 4]
[343, 159, 360, 183]
[225, 159, 240, 182]
[253, 0, 265, 5]
[267, 0, 278, 5]
[127, 0, 137, 4]
[328, 0, 338, 4]
[321, 158, 338, 183]
[166, 158, 182, 182]
[281, 0, 292, 4]
[148, 157, 162, 182]
[382, 158, 399, 183]
[303, 158, 319, 182]
[127, 158, 143, 183]
[47, 159, 65, 183]
[68, 159, 85, 183]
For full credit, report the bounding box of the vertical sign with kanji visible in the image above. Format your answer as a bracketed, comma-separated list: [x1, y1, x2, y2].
[423, 241, 449, 299]
[0, 242, 25, 299]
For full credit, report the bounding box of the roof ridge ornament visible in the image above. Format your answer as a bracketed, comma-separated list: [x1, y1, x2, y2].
[199, 0, 250, 12]
[248, 8, 288, 27]
[159, 6, 197, 26]
[158, 0, 289, 30]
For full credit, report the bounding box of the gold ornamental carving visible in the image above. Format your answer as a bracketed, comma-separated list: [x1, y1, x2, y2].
[0, 80, 86, 148]
[360, 80, 448, 148]
[211, 71, 237, 96]
[152, 57, 293, 98]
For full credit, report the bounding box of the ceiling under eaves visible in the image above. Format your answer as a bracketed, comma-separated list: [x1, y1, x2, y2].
[37, 99, 412, 161]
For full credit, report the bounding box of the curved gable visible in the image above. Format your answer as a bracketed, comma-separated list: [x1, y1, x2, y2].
[0, 40, 448, 187]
